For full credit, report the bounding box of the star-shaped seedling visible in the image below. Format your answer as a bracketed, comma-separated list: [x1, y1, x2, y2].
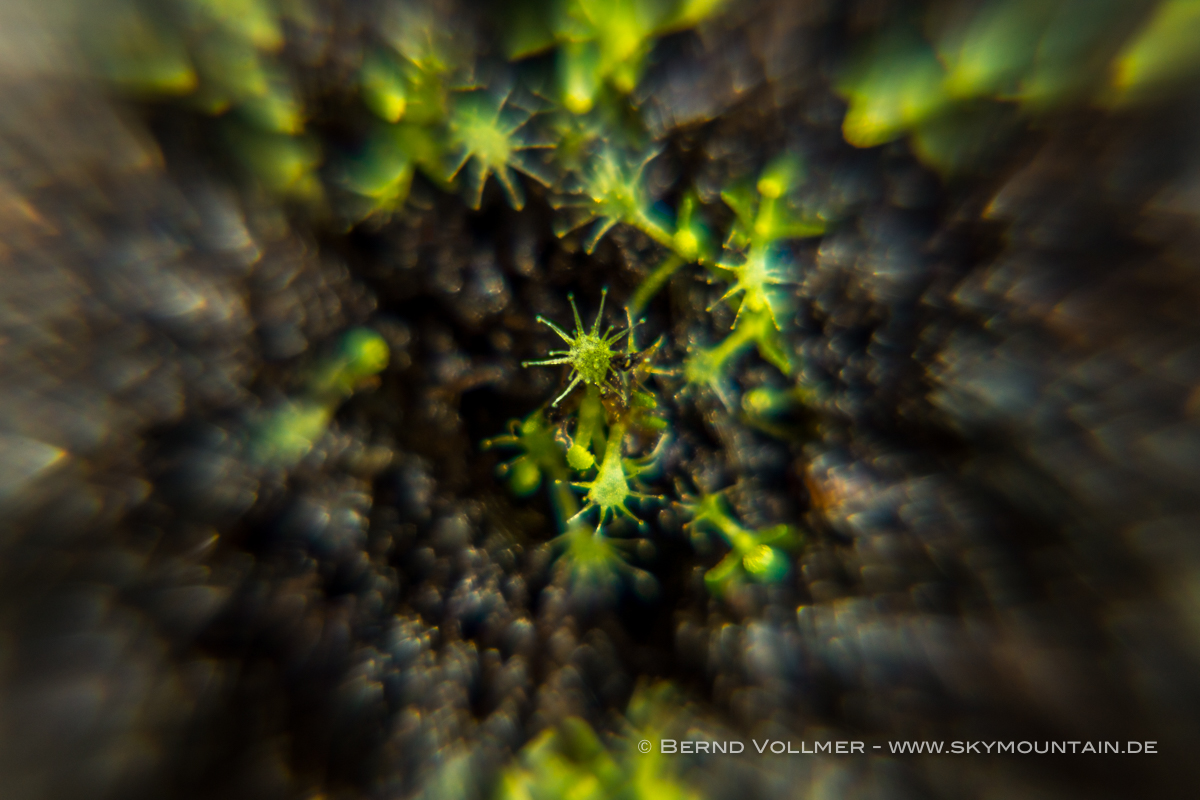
[551, 146, 670, 254]
[482, 410, 567, 496]
[548, 523, 656, 601]
[711, 245, 795, 330]
[676, 488, 800, 594]
[683, 307, 790, 409]
[448, 89, 554, 210]
[522, 288, 633, 407]
[565, 419, 665, 532]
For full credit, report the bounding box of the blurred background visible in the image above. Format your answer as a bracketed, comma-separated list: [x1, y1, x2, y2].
[1, 0, 1200, 798]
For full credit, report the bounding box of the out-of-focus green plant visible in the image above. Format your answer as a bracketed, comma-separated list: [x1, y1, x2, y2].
[495, 682, 699, 800]
[483, 410, 569, 497]
[1110, 0, 1200, 103]
[676, 488, 800, 595]
[89, 0, 324, 198]
[838, 29, 950, 150]
[552, 146, 674, 254]
[447, 91, 555, 210]
[549, 523, 656, 599]
[684, 308, 789, 409]
[504, 0, 728, 113]
[836, 0, 1192, 172]
[249, 328, 390, 467]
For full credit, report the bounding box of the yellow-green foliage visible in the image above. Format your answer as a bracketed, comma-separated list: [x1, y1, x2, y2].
[549, 523, 652, 598]
[684, 308, 790, 408]
[837, 0, 1195, 172]
[504, 0, 728, 113]
[495, 683, 699, 800]
[676, 489, 800, 595]
[483, 411, 569, 497]
[568, 420, 660, 532]
[705, 154, 823, 332]
[250, 328, 390, 467]
[522, 290, 633, 406]
[447, 91, 554, 210]
[1111, 0, 1200, 102]
[493, 294, 670, 597]
[90, 0, 322, 196]
[552, 147, 673, 254]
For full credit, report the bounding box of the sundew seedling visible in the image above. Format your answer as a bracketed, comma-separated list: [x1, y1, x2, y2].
[676, 487, 801, 595]
[447, 89, 555, 210]
[522, 288, 633, 406]
[567, 419, 661, 532]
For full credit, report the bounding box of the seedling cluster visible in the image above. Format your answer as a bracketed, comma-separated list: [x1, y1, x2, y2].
[92, 0, 827, 599]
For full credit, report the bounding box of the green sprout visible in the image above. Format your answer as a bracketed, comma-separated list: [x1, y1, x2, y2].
[936, 0, 1053, 100]
[721, 154, 825, 248]
[342, 121, 449, 217]
[567, 420, 661, 532]
[92, 0, 322, 199]
[836, 29, 950, 149]
[249, 328, 390, 466]
[495, 291, 668, 592]
[552, 147, 673, 254]
[711, 245, 794, 330]
[676, 488, 800, 595]
[447, 90, 554, 210]
[684, 308, 790, 408]
[495, 683, 699, 800]
[504, 0, 729, 113]
[565, 385, 606, 470]
[522, 289, 633, 406]
[93, 1, 198, 95]
[1110, 0, 1200, 103]
[482, 410, 568, 497]
[360, 49, 411, 123]
[549, 523, 654, 599]
[708, 154, 825, 328]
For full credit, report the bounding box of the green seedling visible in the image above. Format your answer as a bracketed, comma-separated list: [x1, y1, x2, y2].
[684, 308, 790, 408]
[711, 245, 795, 330]
[721, 155, 824, 247]
[739, 384, 818, 440]
[482, 410, 569, 497]
[567, 420, 661, 532]
[250, 328, 390, 466]
[552, 147, 673, 254]
[92, 2, 198, 95]
[710, 155, 824, 328]
[342, 121, 451, 216]
[565, 385, 606, 470]
[523, 289, 634, 406]
[1111, 0, 1200, 102]
[549, 522, 654, 599]
[495, 683, 699, 800]
[224, 123, 323, 200]
[676, 488, 799, 595]
[551, 0, 663, 112]
[308, 327, 391, 401]
[447, 90, 555, 209]
[360, 49, 411, 123]
[543, 0, 729, 112]
[837, 29, 950, 148]
[936, 0, 1054, 100]
[186, 0, 284, 51]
